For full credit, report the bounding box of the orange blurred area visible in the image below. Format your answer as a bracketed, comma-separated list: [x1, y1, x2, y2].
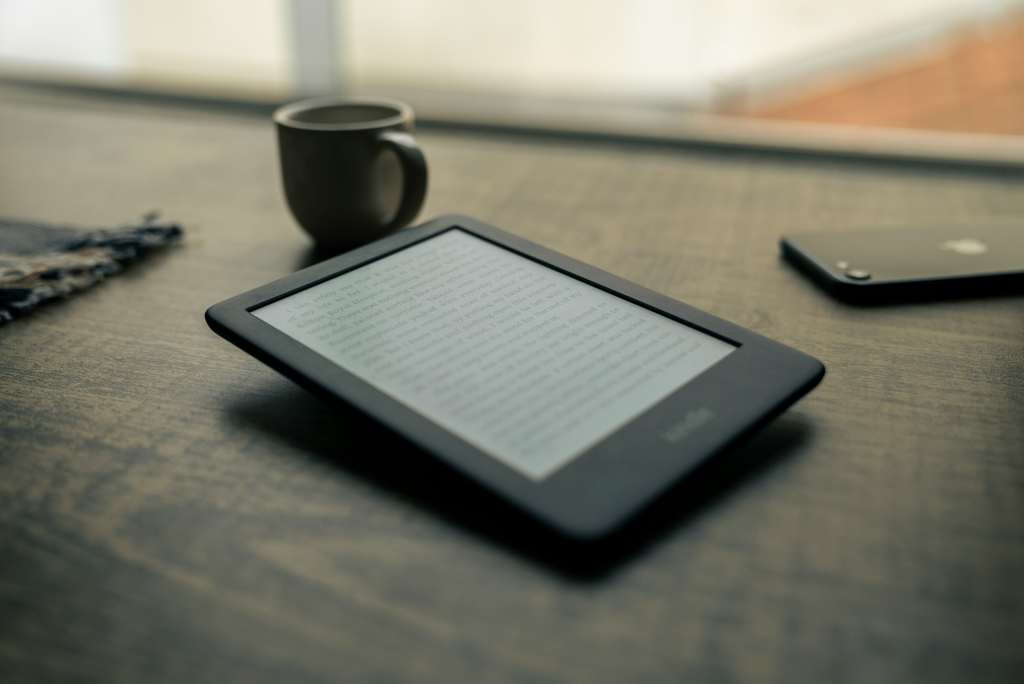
[735, 13, 1024, 135]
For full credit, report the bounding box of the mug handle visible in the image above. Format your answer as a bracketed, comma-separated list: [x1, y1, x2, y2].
[378, 130, 428, 232]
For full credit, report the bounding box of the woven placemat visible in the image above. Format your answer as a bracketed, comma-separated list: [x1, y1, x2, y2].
[0, 213, 182, 323]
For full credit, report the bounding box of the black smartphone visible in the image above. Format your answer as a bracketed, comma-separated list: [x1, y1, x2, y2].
[780, 224, 1024, 303]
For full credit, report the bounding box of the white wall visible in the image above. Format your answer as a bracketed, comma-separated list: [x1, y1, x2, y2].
[1, 0, 1020, 103]
[0, 0, 124, 73]
[119, 0, 291, 94]
[0, 0, 292, 94]
[344, 0, 1022, 103]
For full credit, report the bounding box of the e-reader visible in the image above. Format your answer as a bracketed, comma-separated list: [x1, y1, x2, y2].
[207, 215, 824, 539]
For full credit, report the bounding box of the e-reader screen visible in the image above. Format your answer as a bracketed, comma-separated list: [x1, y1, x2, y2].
[253, 229, 736, 480]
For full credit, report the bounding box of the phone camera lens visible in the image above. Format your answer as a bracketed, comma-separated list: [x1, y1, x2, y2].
[845, 268, 872, 281]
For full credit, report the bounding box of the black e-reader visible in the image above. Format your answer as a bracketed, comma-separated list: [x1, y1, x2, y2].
[207, 215, 824, 540]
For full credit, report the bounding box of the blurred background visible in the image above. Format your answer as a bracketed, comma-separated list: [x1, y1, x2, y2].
[1, 0, 1022, 135]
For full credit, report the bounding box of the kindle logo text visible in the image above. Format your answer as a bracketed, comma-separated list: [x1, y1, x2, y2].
[660, 407, 716, 444]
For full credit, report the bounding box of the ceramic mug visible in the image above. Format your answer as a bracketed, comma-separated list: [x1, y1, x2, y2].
[274, 97, 428, 252]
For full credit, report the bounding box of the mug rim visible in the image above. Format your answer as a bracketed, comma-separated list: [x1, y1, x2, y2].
[273, 96, 413, 132]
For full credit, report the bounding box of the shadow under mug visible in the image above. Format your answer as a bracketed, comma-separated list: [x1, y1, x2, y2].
[274, 97, 428, 252]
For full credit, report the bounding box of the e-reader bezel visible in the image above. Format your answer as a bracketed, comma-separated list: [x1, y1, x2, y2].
[207, 214, 824, 540]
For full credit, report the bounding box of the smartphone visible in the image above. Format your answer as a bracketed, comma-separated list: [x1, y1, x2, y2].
[780, 224, 1024, 303]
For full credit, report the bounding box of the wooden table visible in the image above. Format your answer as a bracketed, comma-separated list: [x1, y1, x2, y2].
[2, 86, 1022, 683]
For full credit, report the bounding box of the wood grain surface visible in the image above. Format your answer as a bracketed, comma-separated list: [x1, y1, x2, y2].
[1, 86, 1022, 684]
